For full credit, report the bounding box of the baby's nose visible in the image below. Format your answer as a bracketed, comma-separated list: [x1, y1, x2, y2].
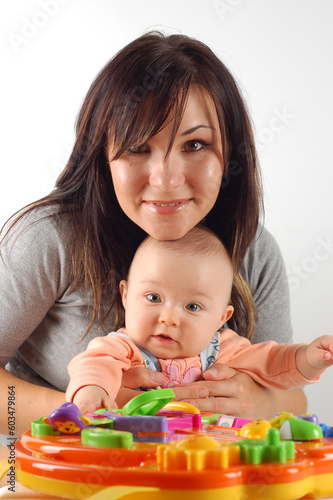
[158, 307, 180, 327]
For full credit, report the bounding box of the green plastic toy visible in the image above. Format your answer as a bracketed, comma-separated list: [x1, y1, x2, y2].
[238, 428, 295, 465]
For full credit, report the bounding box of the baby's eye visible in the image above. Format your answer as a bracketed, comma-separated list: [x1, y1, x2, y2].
[183, 140, 208, 152]
[146, 293, 161, 303]
[186, 303, 202, 312]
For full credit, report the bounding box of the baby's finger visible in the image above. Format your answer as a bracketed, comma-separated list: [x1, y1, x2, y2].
[315, 346, 332, 360]
[101, 395, 118, 410]
[122, 366, 164, 389]
[318, 335, 333, 353]
[75, 400, 97, 415]
[311, 346, 333, 368]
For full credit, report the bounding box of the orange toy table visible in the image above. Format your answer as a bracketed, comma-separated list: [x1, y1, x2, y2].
[2, 392, 333, 500]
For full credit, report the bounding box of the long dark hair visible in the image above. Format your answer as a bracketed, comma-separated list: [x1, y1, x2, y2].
[1, 32, 262, 339]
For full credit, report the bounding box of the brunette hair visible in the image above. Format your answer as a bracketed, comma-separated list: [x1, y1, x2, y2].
[1, 31, 262, 339]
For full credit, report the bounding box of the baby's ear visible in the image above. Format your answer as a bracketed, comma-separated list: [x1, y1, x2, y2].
[119, 280, 128, 308]
[220, 305, 234, 328]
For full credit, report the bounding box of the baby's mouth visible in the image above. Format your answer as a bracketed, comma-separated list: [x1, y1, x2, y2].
[153, 334, 177, 344]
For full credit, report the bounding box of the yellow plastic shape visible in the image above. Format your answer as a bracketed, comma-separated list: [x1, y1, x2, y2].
[0, 459, 10, 481]
[157, 435, 240, 471]
[163, 401, 201, 414]
[239, 419, 272, 439]
[16, 469, 159, 500]
[15, 467, 333, 500]
[270, 412, 294, 429]
[176, 435, 220, 450]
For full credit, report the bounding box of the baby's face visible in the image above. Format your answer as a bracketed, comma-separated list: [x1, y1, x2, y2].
[120, 244, 233, 359]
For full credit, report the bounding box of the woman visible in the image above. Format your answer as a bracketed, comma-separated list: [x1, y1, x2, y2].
[0, 31, 306, 436]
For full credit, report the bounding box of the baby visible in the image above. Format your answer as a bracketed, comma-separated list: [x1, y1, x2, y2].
[66, 226, 333, 413]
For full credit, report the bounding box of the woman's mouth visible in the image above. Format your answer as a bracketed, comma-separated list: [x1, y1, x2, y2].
[143, 199, 191, 215]
[155, 202, 182, 207]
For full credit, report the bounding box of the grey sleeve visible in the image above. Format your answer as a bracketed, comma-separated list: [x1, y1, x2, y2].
[1, 210, 116, 392]
[0, 212, 70, 367]
[242, 226, 293, 344]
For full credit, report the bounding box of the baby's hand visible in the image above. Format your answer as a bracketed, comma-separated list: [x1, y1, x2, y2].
[73, 385, 117, 415]
[307, 335, 333, 368]
[297, 335, 333, 380]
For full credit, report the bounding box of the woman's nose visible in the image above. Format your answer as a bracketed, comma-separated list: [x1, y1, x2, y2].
[158, 307, 180, 327]
[149, 154, 185, 192]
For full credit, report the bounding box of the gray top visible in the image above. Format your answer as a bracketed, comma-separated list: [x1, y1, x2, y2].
[0, 208, 293, 393]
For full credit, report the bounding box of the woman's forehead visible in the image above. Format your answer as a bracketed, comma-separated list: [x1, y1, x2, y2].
[108, 85, 219, 154]
[178, 87, 219, 127]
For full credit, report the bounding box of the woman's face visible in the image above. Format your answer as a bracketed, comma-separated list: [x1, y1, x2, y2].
[108, 86, 224, 240]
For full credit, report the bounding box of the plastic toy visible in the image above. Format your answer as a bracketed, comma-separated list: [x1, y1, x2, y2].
[10, 390, 333, 499]
[43, 402, 90, 434]
[238, 419, 272, 439]
[320, 423, 333, 437]
[216, 415, 252, 428]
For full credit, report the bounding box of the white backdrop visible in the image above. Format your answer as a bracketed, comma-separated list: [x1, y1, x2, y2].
[1, 0, 332, 422]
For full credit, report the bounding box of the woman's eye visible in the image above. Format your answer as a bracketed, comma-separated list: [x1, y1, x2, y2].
[186, 303, 202, 312]
[127, 144, 149, 154]
[146, 293, 161, 303]
[183, 140, 208, 152]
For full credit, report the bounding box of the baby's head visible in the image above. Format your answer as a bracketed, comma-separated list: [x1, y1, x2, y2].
[119, 225, 234, 359]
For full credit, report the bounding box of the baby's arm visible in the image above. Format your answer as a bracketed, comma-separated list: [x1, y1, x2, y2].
[67, 334, 145, 414]
[296, 335, 333, 380]
[73, 386, 117, 415]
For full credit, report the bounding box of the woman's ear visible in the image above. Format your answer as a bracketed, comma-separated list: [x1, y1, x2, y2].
[219, 305, 234, 329]
[119, 280, 128, 309]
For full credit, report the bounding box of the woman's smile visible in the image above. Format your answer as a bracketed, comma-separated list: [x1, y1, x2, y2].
[143, 199, 192, 215]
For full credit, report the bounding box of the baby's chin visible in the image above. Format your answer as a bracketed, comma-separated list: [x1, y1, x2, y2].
[144, 335, 203, 360]
[149, 350, 198, 360]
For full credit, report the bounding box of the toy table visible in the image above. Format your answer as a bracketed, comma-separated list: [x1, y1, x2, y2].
[2, 391, 333, 500]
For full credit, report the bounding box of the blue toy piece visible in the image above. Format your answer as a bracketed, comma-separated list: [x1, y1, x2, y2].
[320, 423, 333, 437]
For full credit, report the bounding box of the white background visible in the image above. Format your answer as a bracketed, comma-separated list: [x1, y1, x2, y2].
[1, 1, 332, 422]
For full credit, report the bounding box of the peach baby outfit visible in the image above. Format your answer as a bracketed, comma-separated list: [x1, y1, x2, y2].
[66, 329, 315, 402]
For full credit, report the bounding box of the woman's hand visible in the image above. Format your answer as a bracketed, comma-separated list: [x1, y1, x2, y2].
[116, 363, 307, 419]
[117, 364, 267, 417]
[173, 364, 271, 419]
[116, 366, 210, 409]
[173, 363, 307, 420]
